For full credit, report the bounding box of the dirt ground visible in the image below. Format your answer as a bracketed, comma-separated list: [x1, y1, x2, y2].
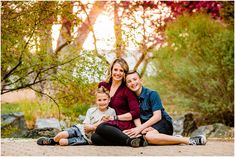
[1, 138, 234, 156]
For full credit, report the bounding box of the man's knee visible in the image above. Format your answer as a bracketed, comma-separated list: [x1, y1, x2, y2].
[145, 130, 159, 143]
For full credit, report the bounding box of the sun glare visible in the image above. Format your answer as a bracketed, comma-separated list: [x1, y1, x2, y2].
[83, 13, 115, 52]
[52, 24, 62, 51]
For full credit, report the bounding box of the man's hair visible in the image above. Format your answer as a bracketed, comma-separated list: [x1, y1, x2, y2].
[126, 70, 141, 78]
[96, 86, 110, 98]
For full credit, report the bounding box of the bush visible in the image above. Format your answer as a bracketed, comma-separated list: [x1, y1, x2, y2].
[153, 13, 234, 126]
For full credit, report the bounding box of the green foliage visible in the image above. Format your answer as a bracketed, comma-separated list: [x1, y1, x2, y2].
[220, 1, 234, 27]
[1, 103, 21, 113]
[1, 101, 59, 128]
[53, 51, 108, 109]
[1, 2, 108, 122]
[153, 13, 234, 126]
[1, 2, 59, 93]
[1, 126, 20, 138]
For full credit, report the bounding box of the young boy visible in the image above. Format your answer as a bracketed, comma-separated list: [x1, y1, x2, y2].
[124, 70, 206, 145]
[37, 86, 116, 146]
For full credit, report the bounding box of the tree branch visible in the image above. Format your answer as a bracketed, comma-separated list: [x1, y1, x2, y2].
[29, 86, 61, 121]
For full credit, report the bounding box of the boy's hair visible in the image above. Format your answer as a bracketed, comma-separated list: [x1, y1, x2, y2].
[96, 86, 110, 98]
[126, 70, 141, 78]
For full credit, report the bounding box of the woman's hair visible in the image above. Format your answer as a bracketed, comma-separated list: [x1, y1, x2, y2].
[106, 58, 129, 83]
[96, 86, 110, 98]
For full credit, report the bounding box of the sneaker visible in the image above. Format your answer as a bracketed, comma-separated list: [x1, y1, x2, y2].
[130, 138, 141, 148]
[139, 135, 148, 147]
[189, 135, 207, 145]
[129, 136, 148, 148]
[37, 137, 56, 145]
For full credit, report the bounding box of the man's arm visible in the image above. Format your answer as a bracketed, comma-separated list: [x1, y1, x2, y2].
[123, 110, 161, 137]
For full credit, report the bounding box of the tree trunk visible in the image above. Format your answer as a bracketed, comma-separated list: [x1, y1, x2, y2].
[73, 1, 107, 49]
[114, 1, 124, 58]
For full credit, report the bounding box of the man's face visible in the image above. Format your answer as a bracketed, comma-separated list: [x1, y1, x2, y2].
[126, 72, 142, 93]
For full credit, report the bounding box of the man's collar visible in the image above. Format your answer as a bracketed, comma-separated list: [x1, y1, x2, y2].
[139, 86, 146, 99]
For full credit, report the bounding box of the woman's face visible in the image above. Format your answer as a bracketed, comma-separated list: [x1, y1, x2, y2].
[111, 63, 125, 82]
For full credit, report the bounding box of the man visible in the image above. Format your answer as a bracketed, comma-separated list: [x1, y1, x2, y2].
[124, 70, 206, 145]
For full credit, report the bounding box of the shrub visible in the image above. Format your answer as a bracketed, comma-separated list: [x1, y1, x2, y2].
[154, 13, 234, 126]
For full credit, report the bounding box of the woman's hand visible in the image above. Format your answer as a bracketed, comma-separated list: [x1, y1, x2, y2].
[123, 126, 142, 138]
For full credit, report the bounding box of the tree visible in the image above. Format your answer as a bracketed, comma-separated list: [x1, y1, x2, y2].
[154, 13, 234, 126]
[110, 1, 222, 76]
[1, 1, 108, 120]
[2, 1, 227, 121]
[1, 1, 107, 95]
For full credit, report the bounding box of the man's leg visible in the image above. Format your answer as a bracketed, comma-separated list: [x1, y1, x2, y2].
[145, 129, 189, 145]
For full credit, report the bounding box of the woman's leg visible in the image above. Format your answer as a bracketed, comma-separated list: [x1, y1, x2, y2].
[145, 129, 189, 145]
[94, 123, 130, 146]
[91, 133, 113, 145]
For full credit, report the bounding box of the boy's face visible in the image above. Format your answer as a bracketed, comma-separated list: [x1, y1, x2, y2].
[96, 93, 110, 111]
[126, 72, 142, 93]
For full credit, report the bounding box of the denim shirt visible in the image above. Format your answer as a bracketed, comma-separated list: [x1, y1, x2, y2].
[138, 86, 172, 124]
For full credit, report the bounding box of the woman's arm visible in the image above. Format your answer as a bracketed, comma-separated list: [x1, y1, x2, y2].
[125, 88, 140, 120]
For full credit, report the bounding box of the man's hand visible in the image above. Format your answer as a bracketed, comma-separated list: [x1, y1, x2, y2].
[141, 127, 154, 134]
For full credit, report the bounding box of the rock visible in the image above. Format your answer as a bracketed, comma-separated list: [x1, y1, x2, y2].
[1, 112, 27, 138]
[191, 123, 234, 138]
[25, 128, 60, 138]
[35, 118, 61, 130]
[1, 112, 27, 129]
[190, 125, 214, 137]
[182, 113, 197, 136]
[173, 116, 184, 136]
[173, 112, 197, 136]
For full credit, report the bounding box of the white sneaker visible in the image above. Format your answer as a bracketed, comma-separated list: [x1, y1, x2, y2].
[189, 135, 207, 145]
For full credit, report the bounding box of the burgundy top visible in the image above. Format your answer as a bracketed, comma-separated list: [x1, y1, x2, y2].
[99, 81, 140, 130]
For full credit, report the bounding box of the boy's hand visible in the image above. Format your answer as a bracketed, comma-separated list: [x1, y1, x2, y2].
[101, 115, 111, 122]
[84, 124, 95, 133]
[141, 127, 154, 134]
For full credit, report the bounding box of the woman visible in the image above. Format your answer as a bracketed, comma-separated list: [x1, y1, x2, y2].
[91, 58, 147, 147]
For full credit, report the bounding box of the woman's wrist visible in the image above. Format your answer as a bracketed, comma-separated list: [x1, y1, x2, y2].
[113, 115, 118, 120]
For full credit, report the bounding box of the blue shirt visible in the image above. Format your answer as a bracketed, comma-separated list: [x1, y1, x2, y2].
[138, 86, 172, 124]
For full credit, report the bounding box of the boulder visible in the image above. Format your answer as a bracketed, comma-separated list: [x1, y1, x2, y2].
[1, 112, 27, 138]
[173, 112, 197, 136]
[35, 118, 61, 130]
[25, 128, 60, 138]
[191, 123, 234, 138]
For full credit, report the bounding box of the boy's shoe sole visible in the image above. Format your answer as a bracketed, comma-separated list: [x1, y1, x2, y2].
[37, 137, 55, 145]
